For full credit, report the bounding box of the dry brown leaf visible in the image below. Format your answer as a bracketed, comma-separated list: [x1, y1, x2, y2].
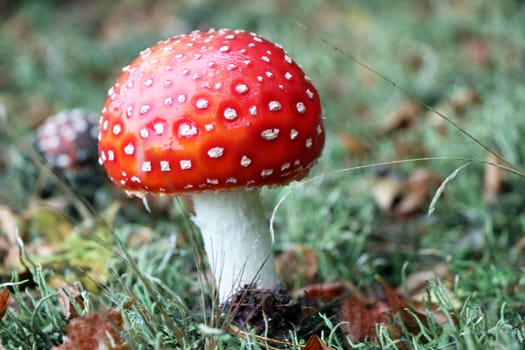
[52, 309, 126, 350]
[381, 99, 421, 134]
[339, 296, 390, 342]
[397, 262, 450, 297]
[393, 168, 442, 218]
[338, 132, 371, 158]
[0, 288, 9, 319]
[372, 177, 404, 213]
[57, 285, 84, 321]
[294, 281, 347, 300]
[275, 245, 318, 289]
[460, 35, 491, 68]
[426, 87, 480, 135]
[304, 334, 334, 350]
[0, 205, 24, 270]
[483, 152, 505, 203]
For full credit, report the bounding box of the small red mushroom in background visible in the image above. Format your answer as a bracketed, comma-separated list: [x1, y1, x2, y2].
[98, 29, 325, 302]
[35, 108, 100, 177]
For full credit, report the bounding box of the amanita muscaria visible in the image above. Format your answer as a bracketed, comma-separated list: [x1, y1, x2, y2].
[98, 29, 325, 302]
[36, 108, 100, 174]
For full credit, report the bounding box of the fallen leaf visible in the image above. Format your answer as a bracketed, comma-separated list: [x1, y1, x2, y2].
[294, 281, 347, 300]
[397, 262, 450, 297]
[0, 288, 9, 319]
[483, 152, 505, 203]
[304, 334, 334, 350]
[0, 205, 23, 271]
[460, 34, 491, 68]
[393, 168, 442, 218]
[57, 285, 84, 321]
[381, 99, 421, 135]
[52, 308, 126, 350]
[339, 296, 390, 343]
[426, 87, 480, 135]
[275, 245, 318, 289]
[372, 177, 404, 213]
[338, 132, 370, 158]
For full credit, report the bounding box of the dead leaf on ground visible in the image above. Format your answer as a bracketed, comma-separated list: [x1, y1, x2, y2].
[338, 132, 371, 158]
[393, 168, 442, 218]
[0, 205, 22, 270]
[483, 152, 506, 203]
[426, 87, 481, 135]
[275, 245, 319, 289]
[0, 288, 10, 319]
[57, 285, 84, 321]
[303, 334, 334, 350]
[294, 281, 349, 300]
[339, 296, 391, 343]
[397, 262, 450, 297]
[372, 168, 442, 218]
[52, 308, 127, 350]
[336, 279, 456, 347]
[381, 99, 421, 135]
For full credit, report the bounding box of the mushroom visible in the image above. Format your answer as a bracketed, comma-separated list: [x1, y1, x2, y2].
[35, 108, 100, 174]
[98, 29, 325, 302]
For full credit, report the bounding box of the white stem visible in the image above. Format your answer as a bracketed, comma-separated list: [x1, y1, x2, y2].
[191, 188, 279, 302]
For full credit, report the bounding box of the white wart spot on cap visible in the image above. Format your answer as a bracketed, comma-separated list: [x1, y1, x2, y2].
[107, 150, 115, 161]
[240, 155, 251, 167]
[296, 102, 306, 114]
[140, 128, 149, 138]
[268, 101, 281, 111]
[178, 94, 187, 103]
[195, 98, 209, 109]
[235, 83, 249, 94]
[164, 97, 173, 106]
[179, 123, 197, 137]
[153, 123, 164, 135]
[140, 105, 151, 115]
[306, 88, 314, 99]
[180, 160, 192, 170]
[56, 154, 71, 168]
[223, 107, 238, 120]
[261, 128, 279, 140]
[141, 161, 152, 172]
[207, 147, 224, 158]
[249, 106, 258, 116]
[261, 169, 273, 177]
[124, 143, 135, 155]
[112, 124, 122, 135]
[284, 72, 293, 80]
[290, 129, 299, 140]
[160, 161, 171, 172]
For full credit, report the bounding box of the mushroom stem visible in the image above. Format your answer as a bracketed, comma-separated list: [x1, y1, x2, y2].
[191, 188, 279, 303]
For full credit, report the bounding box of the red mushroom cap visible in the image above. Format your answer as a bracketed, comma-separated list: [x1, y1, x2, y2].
[36, 109, 100, 172]
[98, 29, 325, 195]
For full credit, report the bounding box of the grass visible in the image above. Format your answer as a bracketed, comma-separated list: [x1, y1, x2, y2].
[1, 0, 525, 349]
